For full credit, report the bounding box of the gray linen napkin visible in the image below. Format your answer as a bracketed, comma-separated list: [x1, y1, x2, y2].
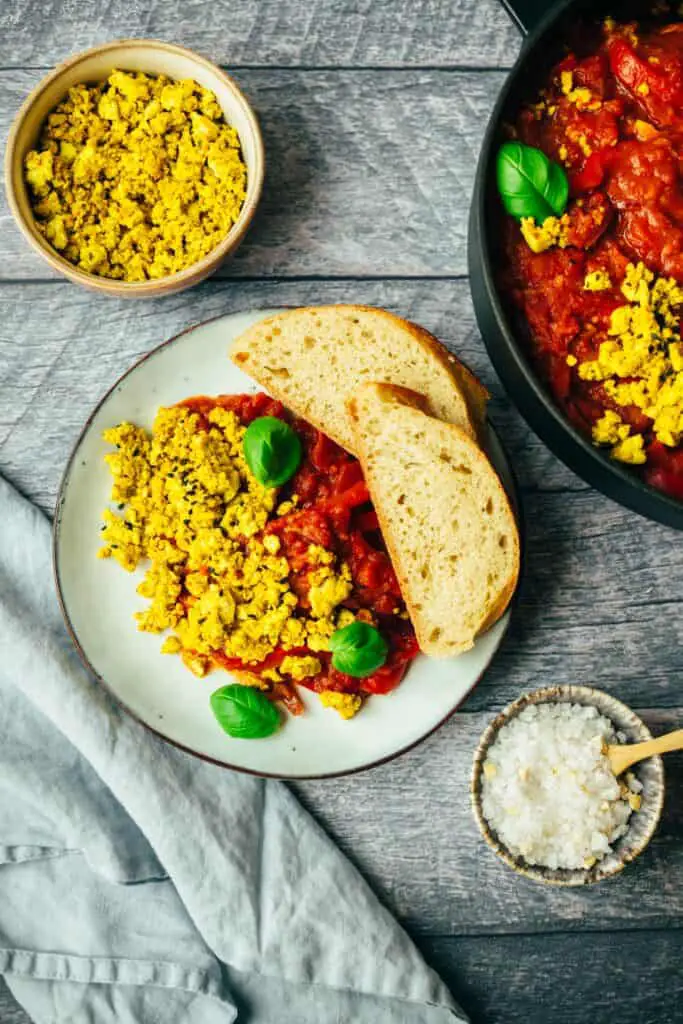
[0, 475, 465, 1024]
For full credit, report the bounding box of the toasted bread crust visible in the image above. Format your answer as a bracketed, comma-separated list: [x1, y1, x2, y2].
[405, 319, 490, 440]
[230, 305, 488, 452]
[349, 383, 520, 655]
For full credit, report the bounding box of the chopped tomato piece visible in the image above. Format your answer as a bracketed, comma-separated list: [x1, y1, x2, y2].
[309, 429, 339, 471]
[348, 531, 402, 603]
[608, 37, 683, 125]
[573, 53, 609, 97]
[359, 630, 420, 694]
[324, 479, 370, 512]
[272, 682, 306, 716]
[354, 509, 380, 532]
[213, 647, 310, 674]
[267, 508, 334, 552]
[566, 193, 613, 249]
[332, 460, 364, 494]
[570, 151, 613, 194]
[643, 467, 683, 501]
[180, 392, 286, 424]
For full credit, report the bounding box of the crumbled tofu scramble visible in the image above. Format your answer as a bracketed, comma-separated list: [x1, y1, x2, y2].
[559, 69, 603, 114]
[24, 71, 247, 281]
[579, 262, 683, 461]
[514, 236, 683, 464]
[99, 404, 360, 717]
[520, 214, 571, 254]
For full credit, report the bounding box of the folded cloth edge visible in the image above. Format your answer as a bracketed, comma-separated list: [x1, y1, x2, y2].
[0, 947, 237, 1021]
[0, 473, 466, 1022]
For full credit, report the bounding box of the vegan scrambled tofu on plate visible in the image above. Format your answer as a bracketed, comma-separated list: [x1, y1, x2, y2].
[99, 392, 418, 730]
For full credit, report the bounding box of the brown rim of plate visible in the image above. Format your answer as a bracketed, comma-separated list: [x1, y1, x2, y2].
[471, 685, 666, 885]
[4, 39, 265, 296]
[52, 309, 524, 779]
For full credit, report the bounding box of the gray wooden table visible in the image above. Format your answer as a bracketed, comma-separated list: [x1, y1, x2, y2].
[1, 3, 682, 1022]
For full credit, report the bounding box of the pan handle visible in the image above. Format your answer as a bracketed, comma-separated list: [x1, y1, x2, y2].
[500, 0, 552, 35]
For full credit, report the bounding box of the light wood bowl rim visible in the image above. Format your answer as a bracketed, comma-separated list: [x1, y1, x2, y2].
[4, 38, 265, 297]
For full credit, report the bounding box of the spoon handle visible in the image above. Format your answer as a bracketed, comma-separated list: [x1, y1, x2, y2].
[610, 729, 683, 775]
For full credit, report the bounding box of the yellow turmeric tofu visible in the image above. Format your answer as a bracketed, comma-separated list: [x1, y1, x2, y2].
[99, 400, 364, 713]
[24, 71, 247, 282]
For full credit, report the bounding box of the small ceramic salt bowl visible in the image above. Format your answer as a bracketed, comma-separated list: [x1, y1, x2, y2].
[471, 685, 665, 886]
[4, 39, 264, 298]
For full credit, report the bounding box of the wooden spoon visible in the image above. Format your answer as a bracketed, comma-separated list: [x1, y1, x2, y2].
[607, 729, 683, 777]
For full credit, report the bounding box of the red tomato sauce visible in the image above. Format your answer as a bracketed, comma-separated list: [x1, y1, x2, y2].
[499, 17, 683, 499]
[178, 392, 419, 714]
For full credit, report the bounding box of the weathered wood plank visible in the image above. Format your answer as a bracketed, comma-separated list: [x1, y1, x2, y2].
[2, 5, 680, 1022]
[295, 709, 683, 936]
[4, 279, 683, 713]
[0, 69, 507, 280]
[422, 930, 683, 1024]
[0, 0, 521, 69]
[3, 930, 680, 1024]
[0, 981, 29, 1024]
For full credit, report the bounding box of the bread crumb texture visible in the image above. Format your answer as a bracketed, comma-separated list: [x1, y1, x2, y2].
[350, 383, 518, 655]
[25, 70, 247, 281]
[229, 306, 481, 453]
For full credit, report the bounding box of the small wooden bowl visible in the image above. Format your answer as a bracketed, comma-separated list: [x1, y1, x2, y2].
[4, 39, 264, 298]
[471, 685, 665, 886]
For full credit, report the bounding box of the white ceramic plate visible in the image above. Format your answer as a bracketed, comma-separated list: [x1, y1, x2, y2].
[54, 310, 517, 779]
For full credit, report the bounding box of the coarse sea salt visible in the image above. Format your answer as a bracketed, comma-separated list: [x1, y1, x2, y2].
[480, 702, 643, 871]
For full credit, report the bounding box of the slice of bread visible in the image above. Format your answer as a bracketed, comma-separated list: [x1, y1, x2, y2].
[230, 305, 488, 455]
[348, 383, 520, 656]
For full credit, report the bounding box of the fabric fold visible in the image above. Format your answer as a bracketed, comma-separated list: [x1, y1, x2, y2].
[0, 475, 465, 1023]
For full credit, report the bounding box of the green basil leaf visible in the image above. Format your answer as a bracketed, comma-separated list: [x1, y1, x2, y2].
[496, 141, 569, 222]
[210, 684, 281, 739]
[329, 621, 388, 678]
[243, 416, 302, 488]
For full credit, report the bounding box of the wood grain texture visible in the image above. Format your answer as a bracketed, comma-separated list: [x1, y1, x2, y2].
[2, 931, 682, 1024]
[0, 69, 506, 280]
[0, 0, 521, 69]
[0, 981, 29, 1024]
[1, 3, 682, 1021]
[295, 710, 683, 936]
[422, 930, 683, 1024]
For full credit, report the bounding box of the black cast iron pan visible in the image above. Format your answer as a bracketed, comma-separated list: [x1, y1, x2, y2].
[469, 0, 683, 529]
